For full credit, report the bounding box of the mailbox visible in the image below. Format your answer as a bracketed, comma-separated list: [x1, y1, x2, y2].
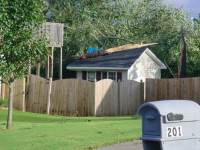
[138, 100, 200, 150]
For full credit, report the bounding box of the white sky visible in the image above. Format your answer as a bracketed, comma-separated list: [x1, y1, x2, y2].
[165, 0, 200, 17]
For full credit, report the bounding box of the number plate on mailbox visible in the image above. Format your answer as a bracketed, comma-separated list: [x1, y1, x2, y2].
[167, 126, 183, 138]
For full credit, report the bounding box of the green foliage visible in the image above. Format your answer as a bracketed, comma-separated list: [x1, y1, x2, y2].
[0, 99, 8, 107]
[0, 109, 141, 150]
[48, 0, 193, 77]
[0, 0, 48, 83]
[187, 18, 200, 76]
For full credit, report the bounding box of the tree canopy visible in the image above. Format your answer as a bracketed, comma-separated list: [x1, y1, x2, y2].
[187, 17, 200, 76]
[0, 0, 48, 129]
[0, 0, 48, 83]
[48, 0, 198, 77]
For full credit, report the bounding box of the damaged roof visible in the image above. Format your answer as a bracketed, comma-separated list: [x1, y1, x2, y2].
[67, 47, 148, 70]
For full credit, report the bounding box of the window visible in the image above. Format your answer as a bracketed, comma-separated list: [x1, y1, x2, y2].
[102, 72, 107, 79]
[82, 71, 121, 82]
[117, 72, 122, 81]
[87, 72, 96, 82]
[96, 72, 101, 81]
[108, 72, 116, 80]
[82, 71, 87, 80]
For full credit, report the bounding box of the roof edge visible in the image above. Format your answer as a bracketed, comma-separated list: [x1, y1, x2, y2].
[145, 48, 167, 69]
[67, 66, 129, 71]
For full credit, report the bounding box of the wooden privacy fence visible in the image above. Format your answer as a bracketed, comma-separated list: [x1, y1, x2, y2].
[25, 75, 95, 116]
[0, 79, 25, 111]
[0, 83, 9, 100]
[26, 76, 49, 113]
[145, 77, 200, 103]
[50, 79, 95, 116]
[95, 80, 144, 116]
[4, 76, 200, 116]
[3, 75, 144, 116]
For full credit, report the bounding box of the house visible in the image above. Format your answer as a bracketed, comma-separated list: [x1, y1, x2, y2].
[67, 45, 167, 82]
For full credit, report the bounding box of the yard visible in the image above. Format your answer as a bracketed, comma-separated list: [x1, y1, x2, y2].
[0, 108, 141, 150]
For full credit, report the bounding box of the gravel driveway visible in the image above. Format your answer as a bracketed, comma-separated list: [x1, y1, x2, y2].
[97, 140, 143, 150]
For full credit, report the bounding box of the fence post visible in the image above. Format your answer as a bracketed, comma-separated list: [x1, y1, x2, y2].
[22, 78, 26, 112]
[117, 81, 121, 115]
[94, 82, 97, 116]
[141, 80, 145, 104]
[47, 47, 54, 115]
[47, 78, 52, 115]
[59, 47, 63, 80]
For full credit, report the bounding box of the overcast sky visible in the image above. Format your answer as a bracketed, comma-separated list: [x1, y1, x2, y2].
[165, 0, 200, 17]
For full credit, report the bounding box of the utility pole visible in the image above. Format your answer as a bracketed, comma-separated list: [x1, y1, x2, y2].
[178, 27, 187, 78]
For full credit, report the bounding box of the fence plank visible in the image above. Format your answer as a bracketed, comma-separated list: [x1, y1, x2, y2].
[146, 77, 200, 103]
[95, 79, 119, 116]
[119, 80, 143, 115]
[50, 79, 95, 116]
[95, 79, 143, 116]
[26, 75, 49, 113]
[11, 75, 144, 116]
[13, 79, 25, 110]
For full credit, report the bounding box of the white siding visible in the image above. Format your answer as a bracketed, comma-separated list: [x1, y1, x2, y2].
[128, 51, 161, 82]
[122, 71, 128, 80]
[76, 71, 82, 80]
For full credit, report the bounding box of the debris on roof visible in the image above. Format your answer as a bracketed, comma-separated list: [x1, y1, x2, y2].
[69, 47, 147, 69]
[105, 43, 158, 53]
[81, 43, 158, 60]
[80, 50, 110, 60]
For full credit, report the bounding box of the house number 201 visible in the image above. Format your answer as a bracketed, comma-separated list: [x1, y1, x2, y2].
[167, 126, 183, 138]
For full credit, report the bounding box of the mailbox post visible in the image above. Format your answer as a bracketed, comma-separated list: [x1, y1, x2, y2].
[138, 100, 200, 150]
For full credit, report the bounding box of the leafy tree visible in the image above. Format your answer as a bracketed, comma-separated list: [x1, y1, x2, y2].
[48, 0, 190, 77]
[47, 0, 106, 56]
[187, 17, 200, 76]
[0, 0, 48, 129]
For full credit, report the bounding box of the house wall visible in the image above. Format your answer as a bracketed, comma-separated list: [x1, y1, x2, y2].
[122, 71, 128, 80]
[76, 71, 82, 80]
[128, 52, 161, 82]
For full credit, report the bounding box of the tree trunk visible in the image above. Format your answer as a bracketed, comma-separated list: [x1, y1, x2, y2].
[36, 63, 41, 76]
[6, 82, 14, 129]
[178, 28, 187, 78]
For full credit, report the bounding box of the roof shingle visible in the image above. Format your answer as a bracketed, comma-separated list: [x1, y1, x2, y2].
[67, 47, 147, 69]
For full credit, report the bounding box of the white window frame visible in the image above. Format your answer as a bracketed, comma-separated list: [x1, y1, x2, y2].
[82, 71, 122, 82]
[96, 71, 102, 81]
[108, 72, 117, 81]
[117, 72, 122, 81]
[82, 71, 87, 80]
[101, 71, 108, 80]
[87, 71, 96, 82]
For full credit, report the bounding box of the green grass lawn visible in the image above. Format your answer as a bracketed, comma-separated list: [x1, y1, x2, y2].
[0, 108, 141, 150]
